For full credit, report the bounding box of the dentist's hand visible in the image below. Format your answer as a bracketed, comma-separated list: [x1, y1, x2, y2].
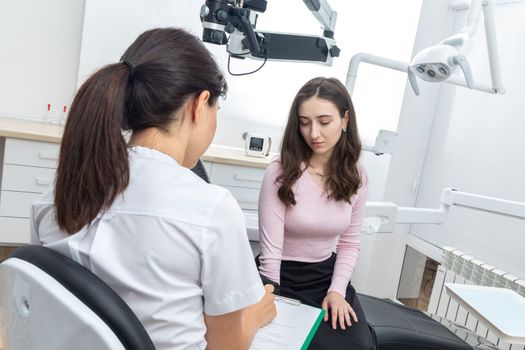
[255, 284, 277, 327]
[321, 291, 358, 330]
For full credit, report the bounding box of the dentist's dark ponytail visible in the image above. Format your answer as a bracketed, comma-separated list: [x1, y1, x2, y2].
[55, 28, 227, 234]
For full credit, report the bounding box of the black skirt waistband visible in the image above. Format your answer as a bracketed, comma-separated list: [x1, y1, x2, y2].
[256, 253, 351, 308]
[280, 252, 336, 268]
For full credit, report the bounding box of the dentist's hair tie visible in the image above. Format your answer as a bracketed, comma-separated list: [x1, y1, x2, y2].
[122, 60, 135, 77]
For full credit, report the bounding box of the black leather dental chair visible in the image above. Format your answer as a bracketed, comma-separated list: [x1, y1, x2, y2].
[359, 293, 499, 350]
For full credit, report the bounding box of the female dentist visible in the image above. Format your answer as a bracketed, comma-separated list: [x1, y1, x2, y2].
[31, 27, 276, 350]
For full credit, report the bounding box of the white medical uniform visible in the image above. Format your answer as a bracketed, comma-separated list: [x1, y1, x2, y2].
[31, 146, 264, 350]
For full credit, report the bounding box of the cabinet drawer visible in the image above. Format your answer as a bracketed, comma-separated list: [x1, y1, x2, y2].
[4, 138, 60, 169]
[224, 186, 260, 211]
[0, 191, 40, 218]
[2, 164, 55, 193]
[210, 163, 265, 189]
[0, 217, 30, 244]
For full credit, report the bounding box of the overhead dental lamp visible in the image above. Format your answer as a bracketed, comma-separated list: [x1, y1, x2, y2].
[407, 0, 503, 95]
[408, 43, 473, 94]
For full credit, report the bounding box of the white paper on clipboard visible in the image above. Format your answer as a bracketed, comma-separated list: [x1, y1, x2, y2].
[249, 296, 325, 350]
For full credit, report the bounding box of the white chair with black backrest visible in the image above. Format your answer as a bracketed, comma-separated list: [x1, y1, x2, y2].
[0, 245, 155, 350]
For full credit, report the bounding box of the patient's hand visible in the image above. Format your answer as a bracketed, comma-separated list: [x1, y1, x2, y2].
[321, 291, 358, 330]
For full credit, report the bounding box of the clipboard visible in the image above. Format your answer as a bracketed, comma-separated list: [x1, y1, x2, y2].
[250, 296, 325, 350]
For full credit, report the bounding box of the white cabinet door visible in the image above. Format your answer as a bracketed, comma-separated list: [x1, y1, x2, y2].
[2, 164, 55, 193]
[210, 163, 265, 189]
[0, 191, 40, 218]
[4, 138, 60, 169]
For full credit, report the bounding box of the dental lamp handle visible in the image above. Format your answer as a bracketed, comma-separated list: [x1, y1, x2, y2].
[440, 33, 468, 48]
[453, 53, 474, 89]
[407, 67, 420, 96]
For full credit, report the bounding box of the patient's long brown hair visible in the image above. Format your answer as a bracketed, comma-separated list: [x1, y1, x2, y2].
[55, 28, 227, 234]
[277, 77, 362, 206]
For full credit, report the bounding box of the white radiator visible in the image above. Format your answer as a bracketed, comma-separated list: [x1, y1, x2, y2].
[428, 247, 525, 350]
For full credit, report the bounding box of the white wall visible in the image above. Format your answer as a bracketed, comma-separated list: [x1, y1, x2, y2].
[411, 1, 525, 280]
[0, 0, 85, 121]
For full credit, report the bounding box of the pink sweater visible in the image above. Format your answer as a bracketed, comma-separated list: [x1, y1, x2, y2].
[258, 160, 368, 297]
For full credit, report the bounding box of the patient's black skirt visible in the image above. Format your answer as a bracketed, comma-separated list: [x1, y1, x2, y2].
[256, 253, 375, 350]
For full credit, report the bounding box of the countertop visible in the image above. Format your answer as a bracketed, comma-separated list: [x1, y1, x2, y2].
[0, 116, 275, 168]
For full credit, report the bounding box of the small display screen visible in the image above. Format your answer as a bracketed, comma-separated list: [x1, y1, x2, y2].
[249, 137, 264, 151]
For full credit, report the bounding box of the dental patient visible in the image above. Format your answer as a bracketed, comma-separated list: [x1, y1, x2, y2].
[257, 77, 374, 350]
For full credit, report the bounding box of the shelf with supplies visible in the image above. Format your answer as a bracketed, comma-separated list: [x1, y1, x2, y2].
[0, 116, 273, 245]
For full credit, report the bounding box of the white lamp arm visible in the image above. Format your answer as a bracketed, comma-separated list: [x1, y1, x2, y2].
[363, 187, 525, 234]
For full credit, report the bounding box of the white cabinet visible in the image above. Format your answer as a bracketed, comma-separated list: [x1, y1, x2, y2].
[0, 137, 267, 245]
[0, 138, 60, 244]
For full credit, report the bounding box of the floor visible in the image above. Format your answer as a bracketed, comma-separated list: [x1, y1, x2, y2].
[398, 257, 439, 311]
[0, 246, 16, 262]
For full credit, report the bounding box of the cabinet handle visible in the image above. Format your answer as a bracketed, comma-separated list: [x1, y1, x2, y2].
[38, 152, 59, 161]
[35, 178, 52, 186]
[233, 174, 261, 183]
